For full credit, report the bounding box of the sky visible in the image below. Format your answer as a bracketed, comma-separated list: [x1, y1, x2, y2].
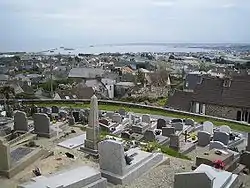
[0, 0, 250, 52]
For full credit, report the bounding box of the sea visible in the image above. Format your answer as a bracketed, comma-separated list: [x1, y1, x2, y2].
[43, 44, 212, 55]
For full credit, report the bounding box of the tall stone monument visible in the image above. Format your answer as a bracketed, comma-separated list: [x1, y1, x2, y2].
[80, 95, 100, 156]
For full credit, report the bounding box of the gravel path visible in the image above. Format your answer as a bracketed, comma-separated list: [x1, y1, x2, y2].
[109, 156, 193, 188]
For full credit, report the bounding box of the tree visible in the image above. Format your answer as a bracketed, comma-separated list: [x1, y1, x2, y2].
[135, 70, 146, 86]
[0, 86, 15, 117]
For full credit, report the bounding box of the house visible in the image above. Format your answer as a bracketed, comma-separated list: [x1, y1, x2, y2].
[168, 75, 250, 123]
[101, 78, 116, 99]
[115, 82, 135, 98]
[0, 74, 9, 85]
[68, 68, 105, 80]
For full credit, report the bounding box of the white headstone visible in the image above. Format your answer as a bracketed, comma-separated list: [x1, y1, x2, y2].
[219, 125, 231, 134]
[141, 114, 150, 123]
[203, 121, 214, 135]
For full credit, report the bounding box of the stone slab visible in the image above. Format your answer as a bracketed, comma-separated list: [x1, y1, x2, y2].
[101, 148, 165, 185]
[57, 134, 86, 149]
[18, 166, 107, 188]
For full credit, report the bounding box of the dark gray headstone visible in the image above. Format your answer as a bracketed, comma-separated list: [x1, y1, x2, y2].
[197, 131, 211, 147]
[118, 108, 126, 116]
[171, 119, 183, 123]
[162, 127, 175, 137]
[144, 130, 156, 142]
[169, 134, 180, 151]
[172, 122, 184, 131]
[14, 111, 28, 132]
[34, 113, 50, 137]
[121, 131, 131, 139]
[51, 106, 59, 113]
[72, 111, 80, 122]
[213, 131, 229, 145]
[157, 118, 166, 129]
[184, 118, 195, 126]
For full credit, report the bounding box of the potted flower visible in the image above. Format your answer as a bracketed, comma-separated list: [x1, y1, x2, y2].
[213, 160, 225, 170]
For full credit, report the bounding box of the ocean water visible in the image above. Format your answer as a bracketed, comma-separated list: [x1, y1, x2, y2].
[45, 45, 211, 55]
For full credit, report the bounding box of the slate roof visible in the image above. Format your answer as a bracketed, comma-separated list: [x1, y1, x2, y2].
[68, 68, 105, 78]
[168, 75, 250, 110]
[193, 75, 250, 108]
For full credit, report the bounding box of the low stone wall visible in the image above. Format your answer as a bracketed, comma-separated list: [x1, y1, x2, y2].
[2, 99, 249, 128]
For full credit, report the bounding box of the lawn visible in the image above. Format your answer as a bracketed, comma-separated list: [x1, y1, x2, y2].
[33, 102, 250, 132]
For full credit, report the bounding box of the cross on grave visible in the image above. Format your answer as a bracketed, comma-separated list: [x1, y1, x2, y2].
[182, 130, 189, 142]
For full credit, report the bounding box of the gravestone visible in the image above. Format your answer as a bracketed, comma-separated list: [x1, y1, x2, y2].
[184, 118, 195, 126]
[112, 113, 122, 123]
[41, 107, 48, 114]
[33, 113, 51, 138]
[106, 112, 114, 119]
[172, 123, 184, 131]
[72, 111, 80, 122]
[59, 110, 67, 119]
[14, 111, 28, 132]
[171, 119, 183, 123]
[30, 105, 38, 116]
[144, 130, 156, 142]
[121, 131, 131, 139]
[51, 106, 59, 114]
[80, 95, 100, 156]
[197, 131, 211, 147]
[203, 121, 214, 135]
[118, 109, 126, 116]
[131, 122, 150, 134]
[157, 118, 166, 129]
[209, 141, 227, 150]
[246, 133, 250, 151]
[162, 127, 175, 137]
[219, 125, 231, 134]
[68, 115, 75, 126]
[170, 134, 180, 151]
[141, 114, 150, 123]
[0, 139, 11, 171]
[99, 140, 126, 176]
[213, 131, 229, 145]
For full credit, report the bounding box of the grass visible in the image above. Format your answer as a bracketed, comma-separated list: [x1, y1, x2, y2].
[33, 102, 250, 132]
[142, 142, 191, 160]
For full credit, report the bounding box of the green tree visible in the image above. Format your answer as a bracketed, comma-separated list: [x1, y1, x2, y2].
[0, 86, 15, 117]
[135, 70, 146, 86]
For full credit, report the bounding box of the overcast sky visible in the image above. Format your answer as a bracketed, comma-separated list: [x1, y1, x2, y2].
[0, 0, 250, 51]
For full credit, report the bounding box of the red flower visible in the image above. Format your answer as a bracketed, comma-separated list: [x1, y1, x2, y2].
[213, 160, 225, 169]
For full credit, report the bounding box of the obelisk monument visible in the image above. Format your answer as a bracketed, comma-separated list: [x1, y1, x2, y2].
[80, 95, 100, 156]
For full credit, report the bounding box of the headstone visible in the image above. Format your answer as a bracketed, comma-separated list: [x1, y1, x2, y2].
[171, 118, 183, 123]
[0, 139, 11, 171]
[51, 106, 59, 113]
[157, 118, 166, 129]
[213, 131, 229, 145]
[219, 125, 231, 134]
[30, 105, 38, 116]
[197, 131, 211, 147]
[144, 130, 156, 142]
[68, 115, 75, 126]
[162, 127, 175, 137]
[203, 121, 214, 135]
[118, 108, 126, 116]
[106, 112, 114, 119]
[132, 122, 150, 134]
[98, 140, 126, 176]
[33, 113, 51, 137]
[121, 131, 131, 139]
[170, 134, 180, 151]
[112, 113, 122, 123]
[72, 111, 80, 122]
[184, 118, 195, 126]
[141, 114, 150, 123]
[59, 110, 67, 119]
[172, 122, 184, 131]
[41, 107, 48, 114]
[81, 95, 99, 156]
[14, 111, 28, 132]
[209, 141, 227, 150]
[246, 133, 250, 151]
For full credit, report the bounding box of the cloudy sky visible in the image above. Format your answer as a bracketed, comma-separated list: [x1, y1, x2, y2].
[0, 0, 250, 51]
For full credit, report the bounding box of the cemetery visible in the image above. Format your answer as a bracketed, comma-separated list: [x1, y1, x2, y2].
[0, 95, 249, 187]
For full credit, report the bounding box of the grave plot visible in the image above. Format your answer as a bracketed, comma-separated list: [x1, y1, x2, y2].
[10, 147, 34, 165]
[57, 134, 86, 149]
